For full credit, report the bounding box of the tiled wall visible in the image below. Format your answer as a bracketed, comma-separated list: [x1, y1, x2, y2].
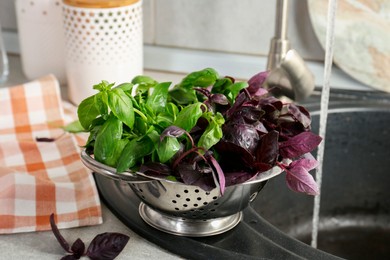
[1, 0, 324, 61]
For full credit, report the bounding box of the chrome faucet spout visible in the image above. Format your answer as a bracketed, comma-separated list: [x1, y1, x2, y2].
[266, 0, 315, 101]
[267, 0, 290, 71]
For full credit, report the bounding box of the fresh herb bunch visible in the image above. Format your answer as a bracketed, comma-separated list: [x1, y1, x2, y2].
[76, 68, 321, 195]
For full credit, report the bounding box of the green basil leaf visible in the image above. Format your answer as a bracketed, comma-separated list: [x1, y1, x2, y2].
[115, 82, 133, 92]
[198, 113, 224, 151]
[227, 82, 249, 102]
[177, 68, 219, 89]
[63, 120, 85, 133]
[77, 95, 100, 130]
[131, 75, 157, 86]
[134, 117, 148, 135]
[156, 113, 174, 129]
[108, 88, 135, 129]
[157, 136, 181, 163]
[147, 130, 179, 163]
[116, 136, 154, 172]
[104, 139, 129, 167]
[94, 92, 108, 117]
[146, 82, 171, 113]
[93, 80, 114, 91]
[94, 115, 123, 165]
[212, 77, 233, 94]
[165, 102, 179, 119]
[174, 103, 203, 132]
[168, 88, 197, 105]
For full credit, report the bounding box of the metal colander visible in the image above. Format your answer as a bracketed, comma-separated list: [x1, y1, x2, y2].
[81, 150, 283, 236]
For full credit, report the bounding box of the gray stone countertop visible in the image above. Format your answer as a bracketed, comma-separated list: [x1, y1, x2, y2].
[0, 54, 183, 260]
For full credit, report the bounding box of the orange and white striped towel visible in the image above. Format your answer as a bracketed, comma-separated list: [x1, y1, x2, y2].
[0, 75, 102, 234]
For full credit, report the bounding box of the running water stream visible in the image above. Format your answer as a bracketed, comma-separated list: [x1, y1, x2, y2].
[311, 0, 339, 248]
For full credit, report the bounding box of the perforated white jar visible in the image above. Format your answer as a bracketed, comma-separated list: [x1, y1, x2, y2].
[62, 0, 143, 104]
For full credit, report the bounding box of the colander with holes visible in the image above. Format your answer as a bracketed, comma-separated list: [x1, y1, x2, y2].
[81, 150, 283, 237]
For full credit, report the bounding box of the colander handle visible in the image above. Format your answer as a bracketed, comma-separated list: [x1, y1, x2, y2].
[80, 150, 152, 183]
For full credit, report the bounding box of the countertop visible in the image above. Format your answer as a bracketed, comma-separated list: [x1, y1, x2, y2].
[0, 54, 183, 260]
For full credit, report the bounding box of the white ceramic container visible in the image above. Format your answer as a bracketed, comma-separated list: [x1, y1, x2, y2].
[62, 0, 143, 104]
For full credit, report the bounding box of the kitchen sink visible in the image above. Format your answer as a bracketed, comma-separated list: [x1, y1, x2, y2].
[253, 90, 390, 259]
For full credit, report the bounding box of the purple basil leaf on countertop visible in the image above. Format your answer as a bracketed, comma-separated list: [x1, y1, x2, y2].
[285, 165, 319, 195]
[279, 132, 322, 159]
[50, 214, 71, 253]
[36, 137, 56, 142]
[71, 238, 86, 259]
[86, 232, 130, 260]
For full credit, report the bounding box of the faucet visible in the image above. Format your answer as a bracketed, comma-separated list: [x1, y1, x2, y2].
[265, 0, 315, 102]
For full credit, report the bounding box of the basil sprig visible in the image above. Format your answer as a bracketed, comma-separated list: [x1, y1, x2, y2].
[77, 68, 226, 173]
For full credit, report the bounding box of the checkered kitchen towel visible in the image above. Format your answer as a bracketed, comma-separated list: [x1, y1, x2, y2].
[0, 75, 102, 234]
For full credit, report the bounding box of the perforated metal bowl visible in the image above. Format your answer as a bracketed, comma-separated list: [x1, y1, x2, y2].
[81, 150, 283, 236]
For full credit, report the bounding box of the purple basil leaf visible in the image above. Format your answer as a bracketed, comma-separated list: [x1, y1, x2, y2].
[36, 137, 56, 142]
[71, 238, 85, 259]
[86, 232, 130, 260]
[285, 165, 319, 195]
[139, 162, 172, 177]
[253, 162, 273, 172]
[177, 163, 201, 185]
[61, 255, 78, 260]
[226, 92, 249, 118]
[194, 87, 211, 98]
[255, 130, 279, 166]
[278, 121, 305, 140]
[290, 153, 319, 171]
[247, 71, 269, 97]
[160, 126, 186, 142]
[286, 104, 311, 128]
[176, 163, 215, 191]
[210, 93, 229, 105]
[224, 171, 256, 186]
[206, 154, 226, 195]
[222, 123, 259, 154]
[215, 141, 254, 170]
[50, 213, 71, 253]
[279, 132, 322, 159]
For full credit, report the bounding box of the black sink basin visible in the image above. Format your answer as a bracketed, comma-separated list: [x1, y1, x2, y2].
[253, 93, 390, 259]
